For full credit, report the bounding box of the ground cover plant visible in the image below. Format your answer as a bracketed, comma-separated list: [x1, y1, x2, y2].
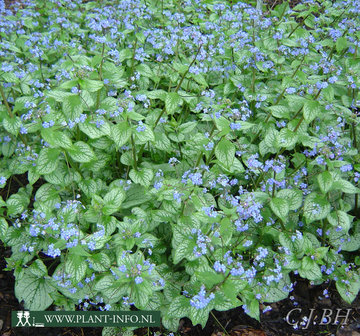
[1, 0, 360, 334]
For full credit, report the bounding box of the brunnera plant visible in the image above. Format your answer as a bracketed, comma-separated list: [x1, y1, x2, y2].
[0, 0, 360, 334]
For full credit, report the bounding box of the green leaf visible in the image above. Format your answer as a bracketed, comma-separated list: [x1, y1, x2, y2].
[268, 105, 290, 119]
[196, 271, 224, 289]
[341, 233, 360, 252]
[322, 85, 334, 102]
[127, 111, 145, 121]
[327, 210, 351, 232]
[79, 78, 104, 92]
[214, 117, 231, 135]
[263, 274, 292, 302]
[136, 63, 154, 78]
[47, 90, 74, 102]
[94, 275, 115, 291]
[259, 129, 279, 156]
[94, 275, 127, 303]
[189, 304, 212, 328]
[172, 239, 196, 264]
[317, 171, 333, 194]
[6, 194, 28, 216]
[62, 95, 83, 120]
[131, 282, 153, 308]
[192, 73, 208, 87]
[299, 256, 322, 281]
[215, 138, 235, 169]
[146, 89, 167, 101]
[121, 184, 151, 209]
[41, 128, 72, 149]
[336, 277, 360, 304]
[15, 269, 55, 310]
[276, 189, 302, 211]
[79, 119, 110, 139]
[167, 296, 190, 319]
[68, 141, 96, 163]
[165, 92, 182, 114]
[102, 63, 126, 87]
[0, 217, 8, 242]
[245, 298, 260, 321]
[278, 128, 298, 148]
[69, 245, 91, 257]
[331, 179, 360, 194]
[129, 168, 154, 187]
[178, 121, 197, 134]
[65, 254, 86, 282]
[134, 125, 155, 144]
[102, 187, 126, 215]
[270, 197, 289, 221]
[36, 148, 60, 175]
[336, 36, 348, 53]
[90, 253, 111, 272]
[80, 90, 95, 107]
[110, 122, 132, 147]
[34, 183, 60, 208]
[303, 192, 331, 223]
[154, 132, 171, 151]
[28, 260, 48, 277]
[3, 116, 21, 136]
[314, 247, 329, 260]
[303, 100, 321, 122]
[79, 179, 98, 197]
[221, 278, 246, 304]
[99, 97, 118, 111]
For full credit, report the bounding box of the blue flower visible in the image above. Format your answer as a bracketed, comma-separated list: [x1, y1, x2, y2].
[189, 286, 215, 309]
[340, 164, 352, 172]
[135, 276, 143, 284]
[1, 63, 13, 72]
[213, 261, 226, 273]
[46, 244, 61, 258]
[202, 206, 217, 218]
[136, 121, 146, 132]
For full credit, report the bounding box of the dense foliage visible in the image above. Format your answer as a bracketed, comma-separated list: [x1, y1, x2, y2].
[1, 0, 360, 334]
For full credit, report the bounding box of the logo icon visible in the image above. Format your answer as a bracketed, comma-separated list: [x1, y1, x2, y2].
[15, 311, 44, 327]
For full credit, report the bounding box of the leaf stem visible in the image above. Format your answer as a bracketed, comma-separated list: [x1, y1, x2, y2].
[0, 85, 14, 118]
[130, 134, 138, 171]
[0, 85, 28, 146]
[210, 311, 230, 336]
[175, 44, 202, 93]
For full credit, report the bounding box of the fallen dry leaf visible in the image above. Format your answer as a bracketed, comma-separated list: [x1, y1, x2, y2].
[337, 330, 360, 336]
[230, 325, 266, 336]
[211, 332, 225, 336]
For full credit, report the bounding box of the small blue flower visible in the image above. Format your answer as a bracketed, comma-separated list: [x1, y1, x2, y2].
[213, 261, 226, 273]
[20, 126, 28, 134]
[136, 121, 146, 132]
[190, 286, 215, 309]
[340, 164, 352, 172]
[135, 276, 143, 284]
